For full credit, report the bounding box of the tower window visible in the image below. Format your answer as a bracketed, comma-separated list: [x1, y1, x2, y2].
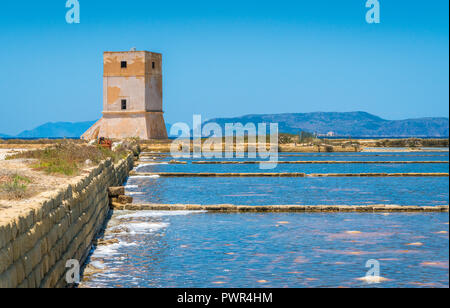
[121, 99, 127, 110]
[121, 61, 127, 68]
[152, 62, 155, 69]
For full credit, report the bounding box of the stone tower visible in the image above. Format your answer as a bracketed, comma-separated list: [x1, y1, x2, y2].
[82, 50, 168, 140]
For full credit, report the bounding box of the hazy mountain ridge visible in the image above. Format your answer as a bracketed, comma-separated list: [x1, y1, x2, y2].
[1, 112, 448, 138]
[12, 121, 96, 138]
[204, 112, 449, 137]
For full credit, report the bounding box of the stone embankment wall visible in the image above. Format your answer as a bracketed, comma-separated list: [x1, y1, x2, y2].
[0, 154, 134, 288]
[111, 203, 449, 213]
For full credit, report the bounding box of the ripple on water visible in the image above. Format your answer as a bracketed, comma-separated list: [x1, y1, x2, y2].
[110, 222, 169, 235]
[82, 153, 449, 287]
[80, 211, 449, 288]
[116, 210, 207, 220]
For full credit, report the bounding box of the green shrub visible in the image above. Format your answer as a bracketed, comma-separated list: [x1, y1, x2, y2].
[324, 145, 334, 152]
[0, 174, 31, 200]
[278, 134, 294, 144]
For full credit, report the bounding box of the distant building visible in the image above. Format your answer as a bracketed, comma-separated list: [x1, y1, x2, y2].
[317, 131, 336, 137]
[82, 50, 168, 140]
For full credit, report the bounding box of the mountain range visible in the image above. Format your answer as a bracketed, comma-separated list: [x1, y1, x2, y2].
[1, 112, 448, 139]
[202, 112, 449, 137]
[1, 121, 96, 139]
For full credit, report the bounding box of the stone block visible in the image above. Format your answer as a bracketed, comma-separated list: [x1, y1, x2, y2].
[108, 186, 125, 197]
[118, 195, 133, 204]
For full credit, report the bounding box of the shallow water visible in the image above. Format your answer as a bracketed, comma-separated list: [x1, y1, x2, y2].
[136, 151, 449, 174]
[81, 151, 449, 288]
[126, 176, 448, 206]
[134, 162, 449, 174]
[80, 211, 449, 288]
[144, 151, 449, 162]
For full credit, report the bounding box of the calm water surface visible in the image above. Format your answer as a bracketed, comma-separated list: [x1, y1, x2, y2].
[136, 151, 449, 174]
[80, 211, 449, 288]
[80, 152, 449, 288]
[135, 163, 449, 174]
[144, 152, 449, 162]
[126, 176, 448, 206]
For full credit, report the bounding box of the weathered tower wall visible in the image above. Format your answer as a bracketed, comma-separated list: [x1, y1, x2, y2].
[82, 51, 168, 140]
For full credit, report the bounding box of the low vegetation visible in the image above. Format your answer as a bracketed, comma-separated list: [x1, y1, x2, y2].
[375, 138, 449, 148]
[278, 134, 295, 144]
[0, 174, 32, 200]
[7, 141, 134, 176]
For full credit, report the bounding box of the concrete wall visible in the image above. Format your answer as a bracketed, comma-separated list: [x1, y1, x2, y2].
[144, 52, 163, 112]
[104, 77, 146, 112]
[145, 75, 163, 112]
[0, 155, 134, 288]
[103, 51, 162, 113]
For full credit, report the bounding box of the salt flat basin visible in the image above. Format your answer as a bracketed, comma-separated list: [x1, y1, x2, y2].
[80, 211, 449, 288]
[134, 162, 449, 174]
[81, 151, 449, 288]
[141, 151, 449, 162]
[124, 176, 448, 206]
[135, 152, 449, 174]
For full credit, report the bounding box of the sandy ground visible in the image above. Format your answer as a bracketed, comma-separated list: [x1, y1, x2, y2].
[0, 149, 93, 218]
[1, 149, 18, 160]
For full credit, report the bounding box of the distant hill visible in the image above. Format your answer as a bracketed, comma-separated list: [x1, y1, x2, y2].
[203, 112, 449, 137]
[2, 120, 168, 139]
[15, 121, 97, 138]
[1, 112, 448, 139]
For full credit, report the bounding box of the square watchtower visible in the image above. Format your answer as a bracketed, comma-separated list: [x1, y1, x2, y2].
[82, 50, 168, 140]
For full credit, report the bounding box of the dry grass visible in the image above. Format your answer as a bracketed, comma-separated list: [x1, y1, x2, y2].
[374, 138, 449, 148]
[0, 173, 32, 200]
[6, 141, 132, 176]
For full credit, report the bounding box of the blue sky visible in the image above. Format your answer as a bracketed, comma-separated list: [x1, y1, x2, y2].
[0, 0, 448, 135]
